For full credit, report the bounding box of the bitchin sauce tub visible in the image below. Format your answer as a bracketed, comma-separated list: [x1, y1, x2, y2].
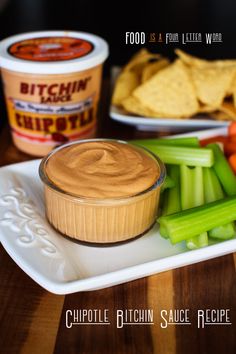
[0, 31, 109, 156]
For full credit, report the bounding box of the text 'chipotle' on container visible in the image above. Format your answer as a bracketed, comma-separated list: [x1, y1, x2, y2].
[0, 31, 109, 156]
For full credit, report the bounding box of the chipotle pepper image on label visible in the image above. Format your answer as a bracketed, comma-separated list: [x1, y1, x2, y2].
[0, 31, 109, 156]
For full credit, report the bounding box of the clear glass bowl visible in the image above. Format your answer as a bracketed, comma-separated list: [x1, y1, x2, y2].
[39, 139, 166, 245]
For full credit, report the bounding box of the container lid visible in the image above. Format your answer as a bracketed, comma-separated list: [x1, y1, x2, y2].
[0, 31, 109, 74]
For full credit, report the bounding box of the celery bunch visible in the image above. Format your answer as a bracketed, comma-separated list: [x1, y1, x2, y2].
[134, 136, 236, 249]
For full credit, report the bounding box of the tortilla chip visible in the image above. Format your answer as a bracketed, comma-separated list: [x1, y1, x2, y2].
[175, 49, 210, 68]
[124, 48, 160, 73]
[210, 111, 230, 121]
[218, 102, 236, 120]
[133, 60, 199, 118]
[176, 49, 236, 68]
[198, 104, 217, 113]
[141, 58, 170, 83]
[123, 48, 149, 70]
[130, 60, 154, 77]
[112, 49, 163, 107]
[112, 71, 139, 106]
[190, 65, 236, 107]
[121, 96, 160, 117]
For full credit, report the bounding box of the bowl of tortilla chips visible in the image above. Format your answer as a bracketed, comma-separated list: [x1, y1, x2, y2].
[111, 49, 236, 123]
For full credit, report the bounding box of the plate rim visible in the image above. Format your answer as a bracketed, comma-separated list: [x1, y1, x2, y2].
[110, 105, 230, 128]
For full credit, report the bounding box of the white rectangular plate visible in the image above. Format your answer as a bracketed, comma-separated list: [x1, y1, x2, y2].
[0, 127, 235, 294]
[110, 105, 229, 132]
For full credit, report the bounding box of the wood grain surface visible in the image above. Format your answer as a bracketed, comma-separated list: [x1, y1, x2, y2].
[0, 85, 235, 354]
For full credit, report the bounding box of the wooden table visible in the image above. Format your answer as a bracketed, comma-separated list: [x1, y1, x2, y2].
[0, 89, 236, 354]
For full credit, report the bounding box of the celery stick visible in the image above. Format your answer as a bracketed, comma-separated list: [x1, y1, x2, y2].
[207, 143, 236, 196]
[209, 224, 235, 239]
[163, 166, 181, 215]
[161, 175, 175, 193]
[131, 137, 200, 147]
[133, 144, 214, 167]
[180, 165, 193, 210]
[186, 234, 208, 249]
[159, 191, 170, 239]
[203, 167, 235, 240]
[204, 167, 224, 201]
[158, 196, 236, 244]
[180, 165, 205, 209]
[180, 165, 208, 249]
[160, 165, 181, 238]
